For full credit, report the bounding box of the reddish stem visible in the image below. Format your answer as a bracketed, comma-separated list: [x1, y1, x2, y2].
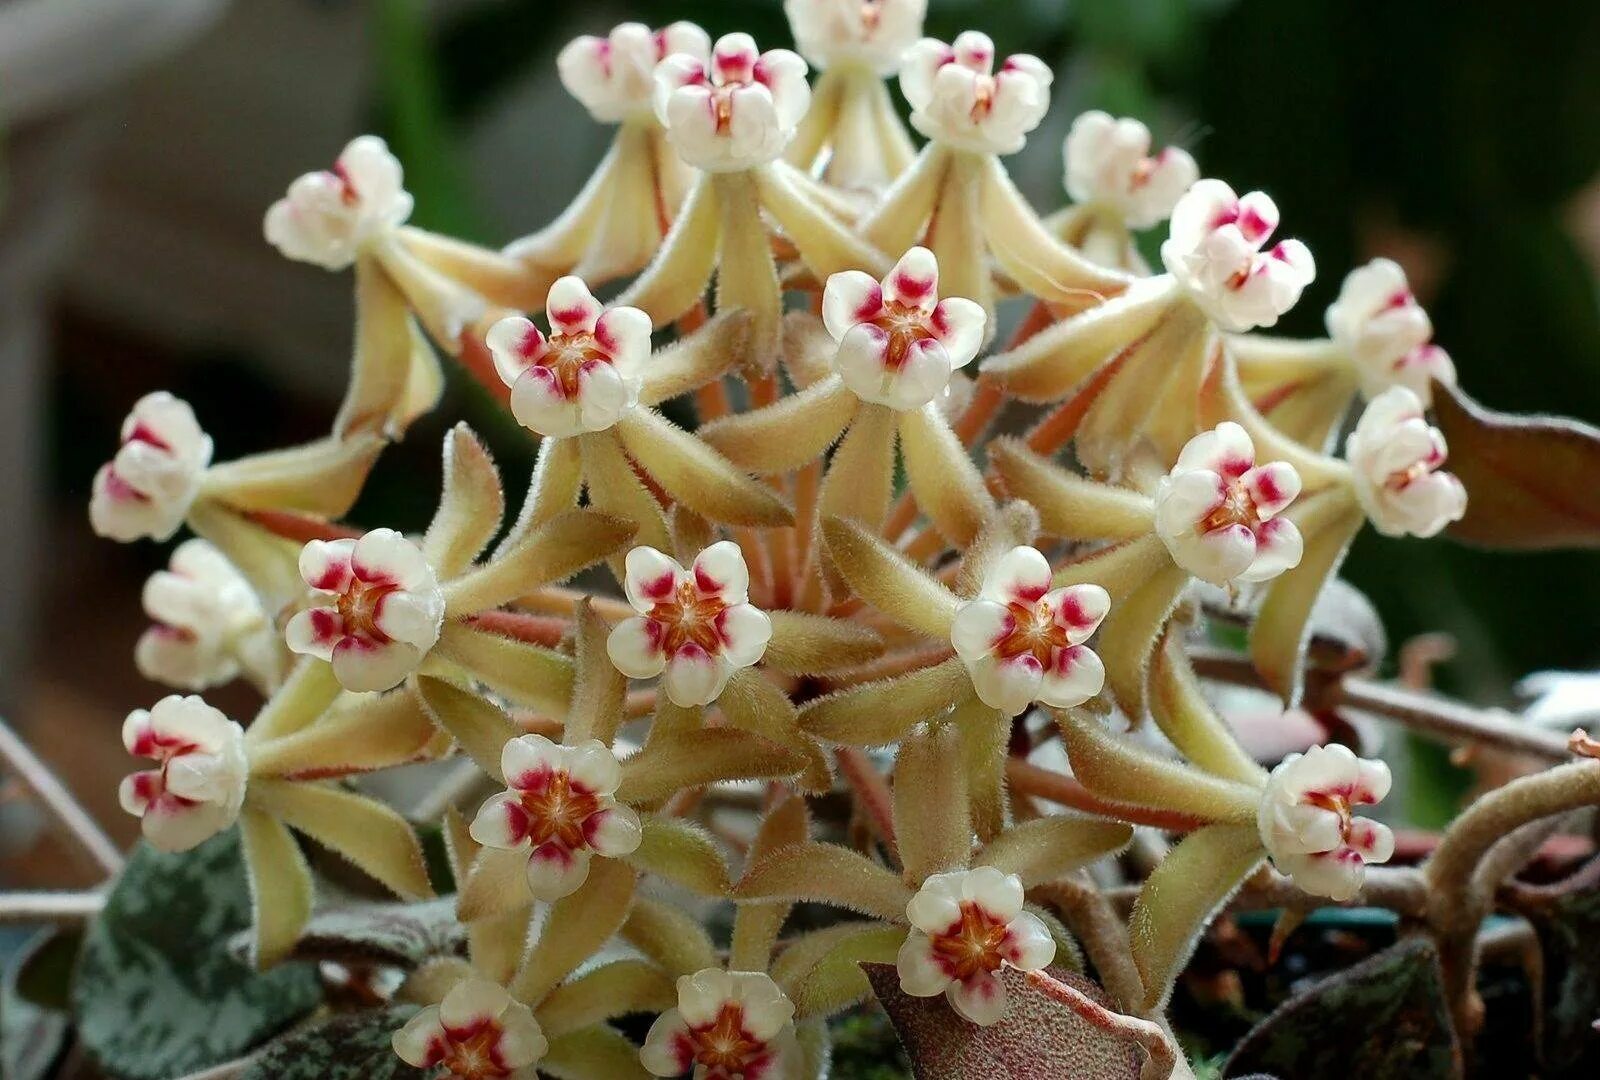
[1006, 758, 1212, 833]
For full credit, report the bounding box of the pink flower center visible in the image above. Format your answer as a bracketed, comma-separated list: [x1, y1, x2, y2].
[335, 574, 398, 643]
[680, 1003, 768, 1076]
[434, 1021, 513, 1079]
[930, 901, 1010, 982]
[330, 161, 361, 207]
[993, 599, 1071, 667]
[1201, 480, 1263, 535]
[647, 579, 732, 656]
[516, 770, 603, 851]
[867, 301, 936, 370]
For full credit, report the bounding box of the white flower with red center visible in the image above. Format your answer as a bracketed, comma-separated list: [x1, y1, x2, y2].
[263, 136, 413, 271]
[640, 969, 797, 1080]
[784, 0, 927, 74]
[136, 539, 275, 692]
[1326, 258, 1457, 405]
[899, 31, 1053, 156]
[653, 33, 811, 172]
[118, 695, 247, 853]
[821, 247, 986, 411]
[1063, 111, 1199, 230]
[607, 543, 772, 708]
[950, 546, 1109, 717]
[89, 392, 213, 543]
[485, 278, 652, 439]
[284, 529, 446, 693]
[1258, 743, 1395, 902]
[558, 21, 711, 124]
[1154, 423, 1304, 588]
[392, 977, 547, 1080]
[1344, 387, 1468, 538]
[1160, 179, 1315, 332]
[469, 735, 642, 901]
[896, 867, 1056, 1026]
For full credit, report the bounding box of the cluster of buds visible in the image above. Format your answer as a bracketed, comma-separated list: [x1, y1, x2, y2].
[84, 2, 1519, 1077]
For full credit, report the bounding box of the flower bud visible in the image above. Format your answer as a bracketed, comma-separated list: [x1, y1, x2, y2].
[263, 135, 413, 270]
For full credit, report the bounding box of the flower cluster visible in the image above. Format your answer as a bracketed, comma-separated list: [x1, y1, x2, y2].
[85, 3, 1528, 1077]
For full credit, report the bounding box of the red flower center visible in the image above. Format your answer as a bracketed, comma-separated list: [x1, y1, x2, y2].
[336, 575, 398, 643]
[992, 600, 1071, 667]
[518, 771, 603, 850]
[436, 1022, 512, 1079]
[648, 580, 731, 655]
[931, 901, 1010, 982]
[684, 1003, 767, 1076]
[867, 302, 936, 371]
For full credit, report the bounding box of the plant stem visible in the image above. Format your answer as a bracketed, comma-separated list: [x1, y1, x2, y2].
[835, 747, 897, 857]
[1006, 758, 1213, 833]
[0, 717, 123, 877]
[1025, 969, 1178, 1080]
[1187, 647, 1573, 761]
[0, 890, 105, 923]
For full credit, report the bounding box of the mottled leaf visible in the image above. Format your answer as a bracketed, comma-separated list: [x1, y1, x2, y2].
[1524, 882, 1600, 1073]
[861, 962, 1140, 1078]
[241, 1006, 425, 1080]
[74, 832, 322, 1080]
[1433, 379, 1600, 549]
[226, 898, 465, 969]
[1223, 938, 1457, 1079]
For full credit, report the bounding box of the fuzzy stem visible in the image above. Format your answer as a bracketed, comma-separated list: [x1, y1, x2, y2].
[1034, 876, 1145, 1014]
[1005, 758, 1213, 833]
[0, 717, 123, 877]
[1025, 969, 1178, 1080]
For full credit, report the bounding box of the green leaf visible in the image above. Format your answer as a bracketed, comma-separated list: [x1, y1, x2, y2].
[1524, 882, 1600, 1073]
[1222, 938, 1457, 1079]
[242, 1006, 426, 1080]
[74, 832, 323, 1080]
[226, 898, 466, 969]
[860, 962, 1139, 1078]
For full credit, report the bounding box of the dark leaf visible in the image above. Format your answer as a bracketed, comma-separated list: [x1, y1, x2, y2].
[1223, 937, 1458, 1079]
[1523, 882, 1600, 1074]
[226, 898, 465, 969]
[3, 933, 71, 1080]
[73, 831, 323, 1080]
[861, 962, 1139, 1079]
[1433, 380, 1600, 550]
[13, 928, 81, 1013]
[242, 1006, 426, 1080]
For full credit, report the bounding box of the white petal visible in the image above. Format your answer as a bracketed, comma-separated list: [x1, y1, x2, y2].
[947, 971, 1008, 1026]
[896, 932, 952, 997]
[1243, 461, 1301, 519]
[607, 617, 668, 679]
[1174, 422, 1254, 479]
[441, 977, 512, 1031]
[905, 873, 964, 934]
[834, 323, 895, 405]
[663, 646, 732, 707]
[525, 844, 593, 900]
[886, 341, 956, 411]
[677, 969, 736, 1025]
[574, 360, 633, 433]
[884, 246, 939, 310]
[692, 540, 751, 603]
[284, 607, 341, 661]
[1035, 644, 1105, 709]
[545, 276, 604, 335]
[982, 546, 1052, 604]
[930, 297, 986, 369]
[821, 271, 884, 341]
[717, 603, 773, 668]
[392, 1006, 445, 1067]
[1172, 522, 1257, 587]
[587, 804, 643, 857]
[564, 740, 623, 796]
[1237, 518, 1302, 584]
[1001, 911, 1056, 972]
[624, 546, 685, 611]
[950, 599, 1014, 661]
[898, 38, 952, 111]
[470, 792, 531, 850]
[352, 528, 434, 591]
[501, 733, 563, 790]
[966, 653, 1043, 717]
[509, 367, 582, 438]
[1046, 583, 1110, 642]
[640, 1010, 693, 1077]
[298, 538, 355, 593]
[495, 1003, 549, 1069]
[593, 305, 653, 377]
[485, 316, 546, 389]
[374, 589, 445, 652]
[962, 865, 1025, 921]
[331, 638, 422, 693]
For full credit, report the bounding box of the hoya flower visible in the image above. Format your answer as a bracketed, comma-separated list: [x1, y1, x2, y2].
[785, 0, 927, 74]
[1160, 179, 1314, 332]
[1063, 111, 1198, 230]
[899, 31, 1053, 156]
[640, 969, 797, 1079]
[392, 977, 547, 1080]
[607, 542, 772, 707]
[136, 539, 276, 692]
[896, 867, 1055, 1026]
[558, 21, 711, 123]
[1258, 743, 1395, 902]
[263, 135, 413, 270]
[118, 695, 247, 853]
[484, 278, 652, 438]
[1325, 258, 1457, 404]
[468, 735, 642, 900]
[1344, 387, 1468, 538]
[950, 546, 1109, 717]
[89, 391, 213, 543]
[285, 529, 446, 693]
[1154, 422, 1304, 587]
[821, 246, 986, 410]
[654, 33, 811, 172]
